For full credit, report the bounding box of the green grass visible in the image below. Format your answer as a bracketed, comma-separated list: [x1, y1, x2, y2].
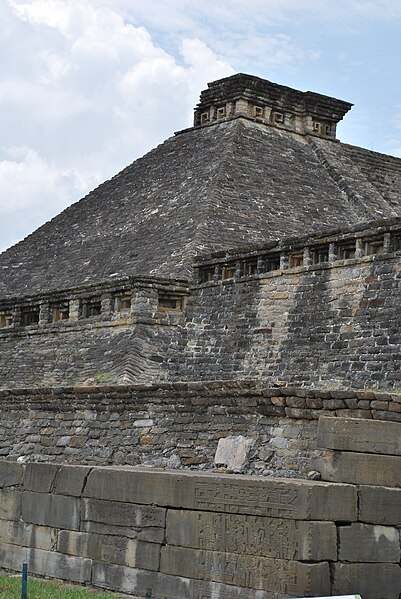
[0, 575, 124, 599]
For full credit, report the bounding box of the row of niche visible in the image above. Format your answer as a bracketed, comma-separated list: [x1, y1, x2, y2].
[197, 103, 334, 138]
[197, 231, 401, 284]
[0, 290, 185, 330]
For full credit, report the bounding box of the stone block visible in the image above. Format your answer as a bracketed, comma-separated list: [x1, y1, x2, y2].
[92, 562, 189, 597]
[312, 450, 401, 487]
[317, 416, 401, 455]
[93, 562, 278, 599]
[0, 520, 57, 550]
[0, 490, 21, 521]
[82, 498, 165, 528]
[83, 467, 357, 521]
[214, 436, 254, 472]
[358, 485, 401, 525]
[22, 492, 80, 529]
[160, 546, 330, 596]
[338, 523, 400, 562]
[331, 563, 401, 599]
[24, 462, 59, 492]
[0, 543, 92, 583]
[166, 510, 336, 561]
[0, 461, 24, 488]
[54, 465, 92, 496]
[58, 530, 160, 570]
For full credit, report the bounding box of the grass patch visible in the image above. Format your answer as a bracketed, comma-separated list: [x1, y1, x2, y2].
[0, 575, 123, 598]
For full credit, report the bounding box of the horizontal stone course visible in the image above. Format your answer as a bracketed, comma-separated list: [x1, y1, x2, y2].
[166, 510, 337, 561]
[160, 545, 330, 595]
[83, 468, 357, 521]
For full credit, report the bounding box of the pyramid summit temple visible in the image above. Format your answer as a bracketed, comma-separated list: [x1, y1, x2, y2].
[0, 74, 401, 599]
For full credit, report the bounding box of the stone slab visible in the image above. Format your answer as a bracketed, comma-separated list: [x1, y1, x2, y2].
[332, 563, 401, 599]
[24, 462, 59, 492]
[54, 465, 92, 497]
[58, 530, 160, 570]
[82, 497, 165, 527]
[22, 491, 80, 529]
[312, 450, 401, 487]
[0, 461, 24, 488]
[0, 520, 57, 551]
[166, 509, 337, 561]
[338, 523, 400, 563]
[358, 485, 401, 525]
[160, 545, 330, 596]
[214, 435, 254, 472]
[92, 561, 297, 599]
[0, 490, 21, 521]
[317, 416, 401, 455]
[0, 542, 92, 583]
[84, 467, 357, 521]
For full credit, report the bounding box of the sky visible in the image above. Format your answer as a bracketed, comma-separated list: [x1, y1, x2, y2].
[1, 0, 400, 252]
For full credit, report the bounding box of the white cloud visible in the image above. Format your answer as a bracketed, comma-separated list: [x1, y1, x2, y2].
[0, 0, 234, 251]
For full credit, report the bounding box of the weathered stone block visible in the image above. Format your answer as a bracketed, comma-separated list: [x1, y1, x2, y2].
[0, 543, 92, 582]
[0, 520, 57, 550]
[338, 523, 400, 562]
[317, 416, 401, 455]
[83, 468, 357, 521]
[166, 510, 336, 561]
[82, 498, 165, 528]
[0, 490, 21, 521]
[54, 465, 92, 497]
[214, 436, 254, 472]
[24, 462, 59, 492]
[0, 461, 24, 488]
[22, 492, 80, 529]
[92, 562, 189, 597]
[358, 485, 401, 525]
[93, 562, 278, 599]
[331, 562, 401, 599]
[312, 450, 401, 487]
[58, 530, 160, 570]
[160, 546, 330, 595]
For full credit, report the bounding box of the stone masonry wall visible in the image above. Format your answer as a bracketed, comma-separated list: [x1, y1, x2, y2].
[183, 251, 401, 388]
[1, 223, 401, 390]
[0, 383, 400, 477]
[0, 461, 400, 599]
